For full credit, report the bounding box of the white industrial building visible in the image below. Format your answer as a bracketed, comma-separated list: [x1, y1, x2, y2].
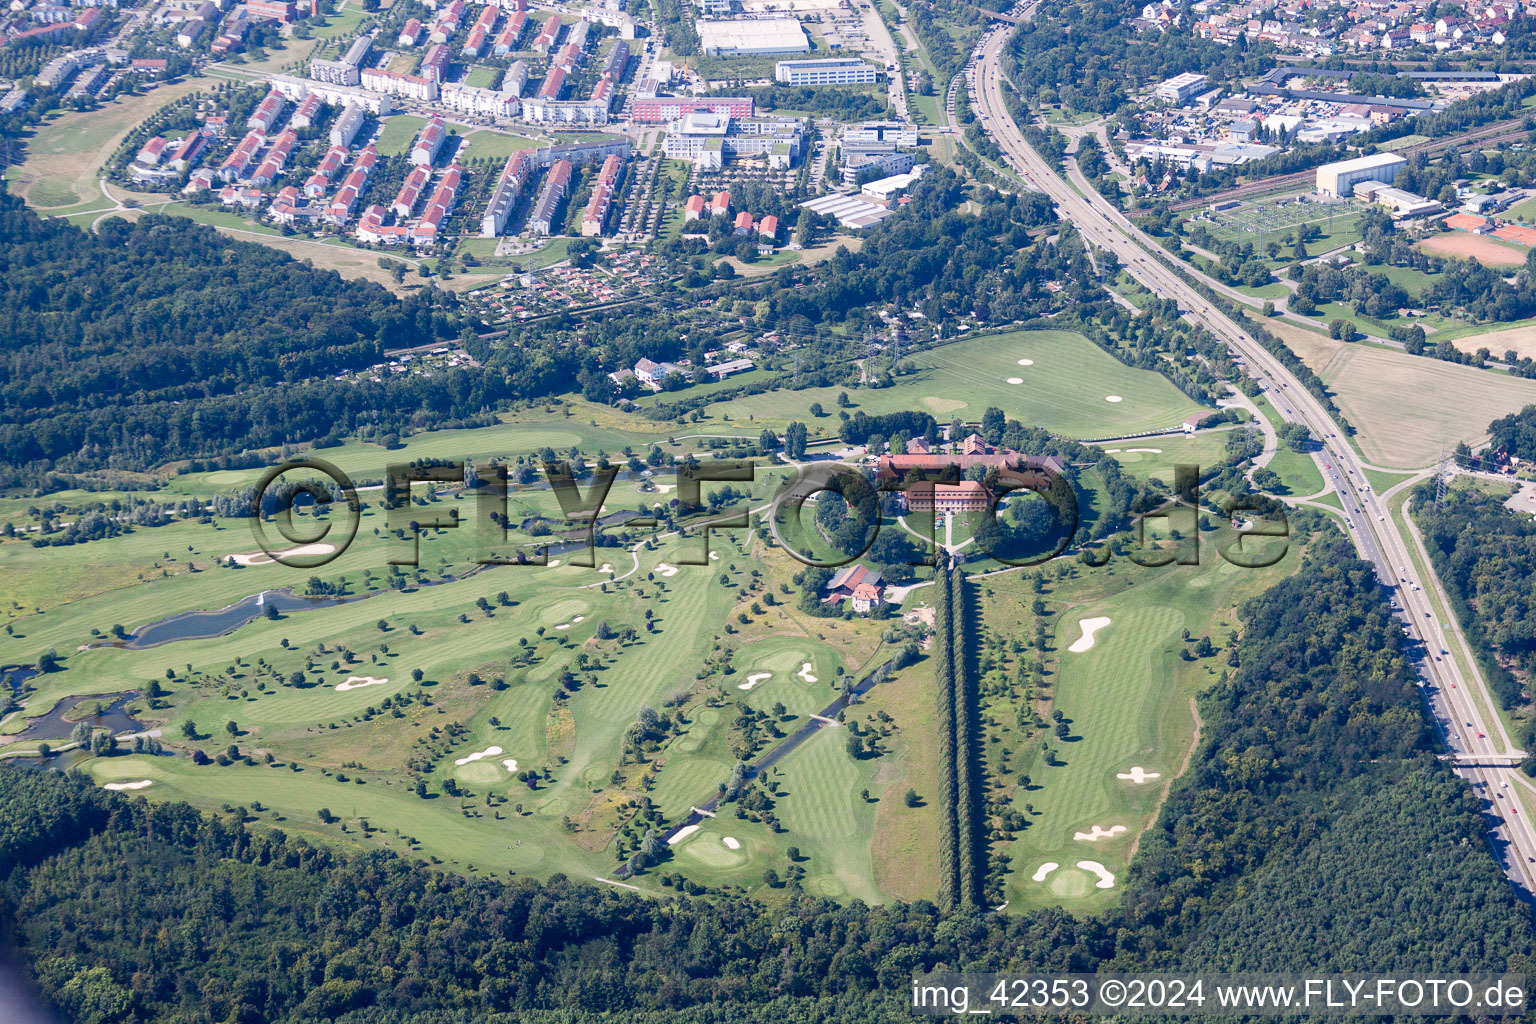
[1154, 71, 1208, 104]
[1315, 153, 1406, 198]
[695, 17, 808, 55]
[774, 57, 877, 86]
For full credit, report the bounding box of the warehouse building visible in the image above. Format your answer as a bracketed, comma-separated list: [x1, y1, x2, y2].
[1315, 153, 1406, 198]
[695, 17, 808, 56]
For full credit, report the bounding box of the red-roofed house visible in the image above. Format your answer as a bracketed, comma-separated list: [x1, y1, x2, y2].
[851, 581, 884, 614]
[823, 564, 882, 606]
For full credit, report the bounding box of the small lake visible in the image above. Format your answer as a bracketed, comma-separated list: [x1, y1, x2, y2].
[122, 589, 347, 648]
[115, 535, 604, 652]
[10, 691, 145, 743]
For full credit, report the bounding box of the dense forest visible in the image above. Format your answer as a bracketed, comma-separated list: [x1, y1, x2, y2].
[1413, 480, 1536, 728]
[0, 199, 467, 488]
[1, 534, 1528, 1023]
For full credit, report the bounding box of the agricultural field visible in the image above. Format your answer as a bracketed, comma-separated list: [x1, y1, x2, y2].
[1262, 319, 1536, 468]
[705, 330, 1204, 439]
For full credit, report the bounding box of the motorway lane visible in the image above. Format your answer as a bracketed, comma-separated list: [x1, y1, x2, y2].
[967, 15, 1536, 892]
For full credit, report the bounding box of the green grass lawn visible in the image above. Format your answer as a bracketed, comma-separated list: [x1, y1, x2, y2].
[463, 64, 501, 88]
[458, 128, 544, 161]
[374, 114, 430, 158]
[50, 531, 746, 881]
[1233, 282, 1291, 300]
[1095, 431, 1237, 488]
[1365, 262, 1444, 298]
[1505, 196, 1536, 225]
[704, 330, 1203, 439]
[910, 93, 941, 125]
[310, 1, 368, 39]
[1265, 445, 1326, 497]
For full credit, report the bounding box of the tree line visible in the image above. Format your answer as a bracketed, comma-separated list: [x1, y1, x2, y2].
[935, 562, 987, 910]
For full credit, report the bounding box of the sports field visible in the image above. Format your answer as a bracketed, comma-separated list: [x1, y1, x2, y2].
[706, 331, 1203, 439]
[49, 531, 745, 878]
[1418, 233, 1528, 268]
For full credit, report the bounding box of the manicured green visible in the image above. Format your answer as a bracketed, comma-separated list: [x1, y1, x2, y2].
[705, 330, 1203, 439]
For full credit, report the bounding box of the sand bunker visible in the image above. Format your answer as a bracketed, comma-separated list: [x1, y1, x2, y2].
[1077, 860, 1116, 888]
[1105, 395, 1123, 403]
[738, 672, 772, 691]
[655, 563, 679, 577]
[1068, 617, 1111, 653]
[103, 780, 153, 791]
[1074, 825, 1128, 842]
[1007, 377, 1024, 384]
[546, 559, 562, 567]
[1125, 447, 1163, 454]
[709, 552, 719, 561]
[454, 745, 503, 766]
[597, 563, 613, 574]
[797, 662, 818, 683]
[501, 758, 518, 773]
[722, 836, 740, 850]
[229, 542, 337, 566]
[1116, 766, 1161, 784]
[336, 676, 388, 692]
[655, 483, 675, 494]
[555, 623, 571, 630]
[1032, 862, 1059, 882]
[667, 824, 700, 846]
[1017, 359, 1034, 366]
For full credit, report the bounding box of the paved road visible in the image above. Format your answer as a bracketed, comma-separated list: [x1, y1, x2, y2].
[969, 8, 1536, 894]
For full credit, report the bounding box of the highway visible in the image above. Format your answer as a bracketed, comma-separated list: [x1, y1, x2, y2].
[965, 12, 1536, 893]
